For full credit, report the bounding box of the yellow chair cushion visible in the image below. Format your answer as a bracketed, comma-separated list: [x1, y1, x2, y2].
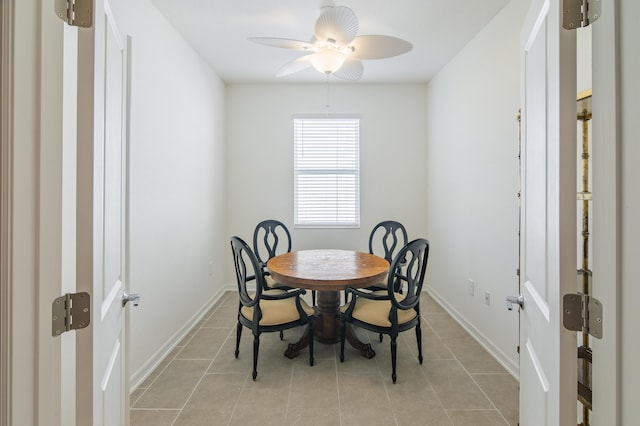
[264, 275, 287, 289]
[341, 291, 417, 327]
[241, 289, 314, 326]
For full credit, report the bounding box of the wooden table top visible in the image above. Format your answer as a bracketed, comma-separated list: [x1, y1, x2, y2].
[267, 249, 389, 292]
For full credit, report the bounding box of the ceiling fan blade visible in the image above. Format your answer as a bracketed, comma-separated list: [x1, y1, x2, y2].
[332, 58, 363, 81]
[276, 55, 313, 77]
[349, 35, 413, 59]
[248, 37, 314, 51]
[314, 6, 359, 45]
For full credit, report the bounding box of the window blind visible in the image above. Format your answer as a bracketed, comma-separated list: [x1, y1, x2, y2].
[293, 117, 360, 228]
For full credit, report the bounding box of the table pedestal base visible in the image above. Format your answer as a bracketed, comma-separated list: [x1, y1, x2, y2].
[283, 291, 375, 359]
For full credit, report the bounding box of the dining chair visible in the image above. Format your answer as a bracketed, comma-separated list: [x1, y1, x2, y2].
[353, 220, 409, 343]
[253, 219, 301, 340]
[252, 219, 292, 289]
[365, 220, 409, 292]
[253, 219, 320, 307]
[340, 238, 430, 383]
[231, 236, 315, 380]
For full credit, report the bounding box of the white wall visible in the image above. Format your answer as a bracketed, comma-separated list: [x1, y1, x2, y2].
[423, 0, 529, 375]
[225, 84, 428, 280]
[109, 0, 227, 388]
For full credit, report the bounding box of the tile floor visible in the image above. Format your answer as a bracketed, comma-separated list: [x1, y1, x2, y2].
[130, 291, 519, 426]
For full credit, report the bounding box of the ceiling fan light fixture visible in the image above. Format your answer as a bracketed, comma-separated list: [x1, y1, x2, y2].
[249, 4, 412, 81]
[310, 48, 346, 74]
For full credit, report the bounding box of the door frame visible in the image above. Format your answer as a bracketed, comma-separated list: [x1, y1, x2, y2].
[1, 0, 81, 424]
[591, 0, 622, 423]
[0, 0, 12, 423]
[1, 0, 62, 423]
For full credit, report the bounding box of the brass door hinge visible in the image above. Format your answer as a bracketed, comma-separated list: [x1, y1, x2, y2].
[52, 292, 91, 336]
[55, 0, 93, 28]
[563, 0, 601, 29]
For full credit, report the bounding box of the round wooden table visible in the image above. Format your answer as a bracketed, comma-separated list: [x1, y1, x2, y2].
[267, 249, 389, 359]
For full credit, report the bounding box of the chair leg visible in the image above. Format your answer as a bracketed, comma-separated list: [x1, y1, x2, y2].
[339, 317, 346, 362]
[252, 334, 260, 380]
[390, 333, 398, 383]
[308, 317, 315, 366]
[416, 322, 423, 364]
[235, 322, 242, 358]
[379, 333, 383, 342]
[312, 290, 316, 306]
[280, 330, 284, 340]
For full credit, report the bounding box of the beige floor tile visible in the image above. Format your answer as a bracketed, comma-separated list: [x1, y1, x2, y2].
[390, 388, 452, 425]
[202, 306, 238, 328]
[421, 360, 493, 410]
[176, 326, 200, 348]
[422, 293, 448, 314]
[337, 350, 380, 375]
[207, 336, 254, 375]
[442, 336, 508, 374]
[129, 388, 146, 407]
[133, 359, 210, 409]
[130, 409, 179, 426]
[289, 358, 339, 409]
[447, 409, 509, 425]
[383, 360, 432, 392]
[424, 313, 470, 339]
[421, 326, 456, 360]
[228, 388, 288, 425]
[312, 341, 339, 359]
[176, 327, 232, 360]
[244, 362, 294, 390]
[340, 404, 396, 426]
[286, 407, 341, 426]
[130, 291, 520, 425]
[472, 374, 519, 425]
[337, 373, 390, 407]
[138, 346, 182, 389]
[173, 373, 245, 426]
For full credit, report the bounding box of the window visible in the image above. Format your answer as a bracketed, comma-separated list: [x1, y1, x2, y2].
[293, 117, 360, 228]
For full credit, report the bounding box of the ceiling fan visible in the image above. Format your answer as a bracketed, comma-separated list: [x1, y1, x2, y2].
[248, 1, 413, 80]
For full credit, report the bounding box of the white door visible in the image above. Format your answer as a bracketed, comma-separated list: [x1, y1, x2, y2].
[75, 0, 130, 424]
[519, 0, 577, 424]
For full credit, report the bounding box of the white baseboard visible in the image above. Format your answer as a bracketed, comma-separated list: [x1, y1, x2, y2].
[129, 285, 235, 391]
[425, 286, 519, 380]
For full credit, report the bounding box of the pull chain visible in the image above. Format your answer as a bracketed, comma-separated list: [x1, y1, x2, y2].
[325, 75, 331, 116]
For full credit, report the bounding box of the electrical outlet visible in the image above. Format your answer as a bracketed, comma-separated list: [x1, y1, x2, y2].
[468, 279, 475, 296]
[485, 291, 491, 306]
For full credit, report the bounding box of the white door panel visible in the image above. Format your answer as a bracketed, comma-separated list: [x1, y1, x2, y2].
[519, 0, 576, 424]
[77, 0, 129, 424]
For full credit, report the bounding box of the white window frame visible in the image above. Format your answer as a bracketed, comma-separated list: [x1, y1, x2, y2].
[293, 116, 360, 228]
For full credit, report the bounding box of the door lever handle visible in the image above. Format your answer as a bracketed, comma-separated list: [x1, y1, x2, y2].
[122, 290, 141, 307]
[506, 294, 524, 311]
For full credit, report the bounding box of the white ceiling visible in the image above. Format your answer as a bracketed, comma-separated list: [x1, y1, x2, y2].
[149, 0, 512, 84]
